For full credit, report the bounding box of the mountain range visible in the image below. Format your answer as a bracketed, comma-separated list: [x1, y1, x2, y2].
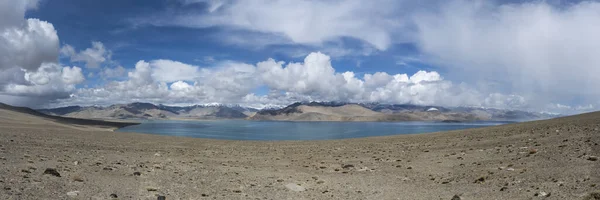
[38, 102, 258, 120]
[37, 102, 559, 122]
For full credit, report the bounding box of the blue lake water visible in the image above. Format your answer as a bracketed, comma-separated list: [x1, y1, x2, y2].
[116, 120, 511, 141]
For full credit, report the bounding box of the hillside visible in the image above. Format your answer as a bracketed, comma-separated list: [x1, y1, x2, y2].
[250, 102, 484, 122]
[0, 103, 138, 129]
[39, 103, 257, 120]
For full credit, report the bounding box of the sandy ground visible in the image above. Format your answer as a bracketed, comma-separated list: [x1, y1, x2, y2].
[0, 108, 598, 200]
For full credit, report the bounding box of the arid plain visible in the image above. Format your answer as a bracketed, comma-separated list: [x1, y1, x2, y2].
[0, 106, 598, 200]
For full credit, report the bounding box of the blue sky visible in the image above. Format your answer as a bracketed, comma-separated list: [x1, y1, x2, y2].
[1, 0, 599, 114]
[27, 0, 423, 78]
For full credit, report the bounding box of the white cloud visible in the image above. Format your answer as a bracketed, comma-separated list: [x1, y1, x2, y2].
[59, 52, 496, 109]
[413, 0, 600, 110]
[150, 59, 200, 82]
[4, 63, 84, 99]
[100, 66, 126, 79]
[0, 0, 87, 107]
[0, 18, 59, 71]
[152, 0, 404, 50]
[61, 41, 111, 68]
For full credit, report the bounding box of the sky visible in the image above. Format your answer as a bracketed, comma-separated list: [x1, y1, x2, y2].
[0, 0, 599, 114]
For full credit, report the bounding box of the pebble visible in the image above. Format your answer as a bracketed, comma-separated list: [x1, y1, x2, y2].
[133, 171, 141, 176]
[157, 196, 166, 200]
[67, 191, 79, 197]
[110, 193, 118, 198]
[588, 156, 598, 161]
[451, 194, 462, 200]
[285, 183, 305, 192]
[43, 168, 61, 177]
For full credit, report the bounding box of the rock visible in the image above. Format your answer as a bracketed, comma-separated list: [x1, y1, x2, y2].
[67, 191, 79, 197]
[507, 167, 515, 171]
[157, 196, 166, 200]
[342, 164, 354, 169]
[43, 168, 61, 177]
[451, 194, 462, 200]
[588, 156, 598, 161]
[110, 193, 118, 198]
[103, 167, 113, 171]
[133, 171, 141, 176]
[473, 177, 485, 183]
[154, 153, 161, 157]
[285, 183, 305, 192]
[584, 191, 600, 200]
[147, 187, 158, 192]
[529, 149, 538, 154]
[73, 161, 79, 165]
[535, 191, 550, 197]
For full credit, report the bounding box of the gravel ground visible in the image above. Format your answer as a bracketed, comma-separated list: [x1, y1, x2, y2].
[0, 108, 598, 200]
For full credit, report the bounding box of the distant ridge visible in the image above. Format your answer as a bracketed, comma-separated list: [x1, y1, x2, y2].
[39, 102, 258, 120]
[36, 101, 560, 122]
[250, 101, 560, 122]
[0, 102, 138, 128]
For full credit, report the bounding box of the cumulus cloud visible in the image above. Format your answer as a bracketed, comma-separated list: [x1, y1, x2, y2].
[0, 0, 86, 107]
[59, 52, 509, 110]
[0, 18, 59, 71]
[4, 63, 84, 99]
[100, 66, 126, 79]
[61, 41, 111, 68]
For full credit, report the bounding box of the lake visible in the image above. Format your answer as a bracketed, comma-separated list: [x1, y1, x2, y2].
[116, 120, 510, 141]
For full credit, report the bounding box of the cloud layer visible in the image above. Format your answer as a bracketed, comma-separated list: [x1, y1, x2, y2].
[60, 52, 511, 110]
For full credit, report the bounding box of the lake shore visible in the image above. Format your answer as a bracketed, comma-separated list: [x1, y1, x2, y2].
[0, 108, 598, 199]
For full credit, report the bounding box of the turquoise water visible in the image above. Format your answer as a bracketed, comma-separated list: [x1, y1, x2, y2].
[116, 120, 510, 141]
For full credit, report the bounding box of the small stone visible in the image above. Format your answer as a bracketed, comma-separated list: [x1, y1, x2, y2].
[103, 167, 113, 171]
[342, 164, 354, 169]
[147, 187, 158, 192]
[285, 183, 305, 192]
[232, 190, 242, 193]
[588, 156, 598, 161]
[473, 177, 485, 183]
[133, 172, 141, 176]
[43, 168, 61, 177]
[529, 149, 538, 154]
[506, 167, 515, 171]
[110, 193, 118, 198]
[500, 187, 508, 191]
[157, 196, 166, 200]
[451, 194, 462, 200]
[317, 180, 325, 184]
[201, 194, 208, 197]
[536, 191, 549, 197]
[67, 191, 79, 197]
[154, 153, 161, 157]
[21, 169, 31, 173]
[73, 161, 79, 165]
[407, 166, 413, 169]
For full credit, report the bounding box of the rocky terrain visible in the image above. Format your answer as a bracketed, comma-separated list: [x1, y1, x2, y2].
[0, 103, 598, 199]
[38, 103, 258, 120]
